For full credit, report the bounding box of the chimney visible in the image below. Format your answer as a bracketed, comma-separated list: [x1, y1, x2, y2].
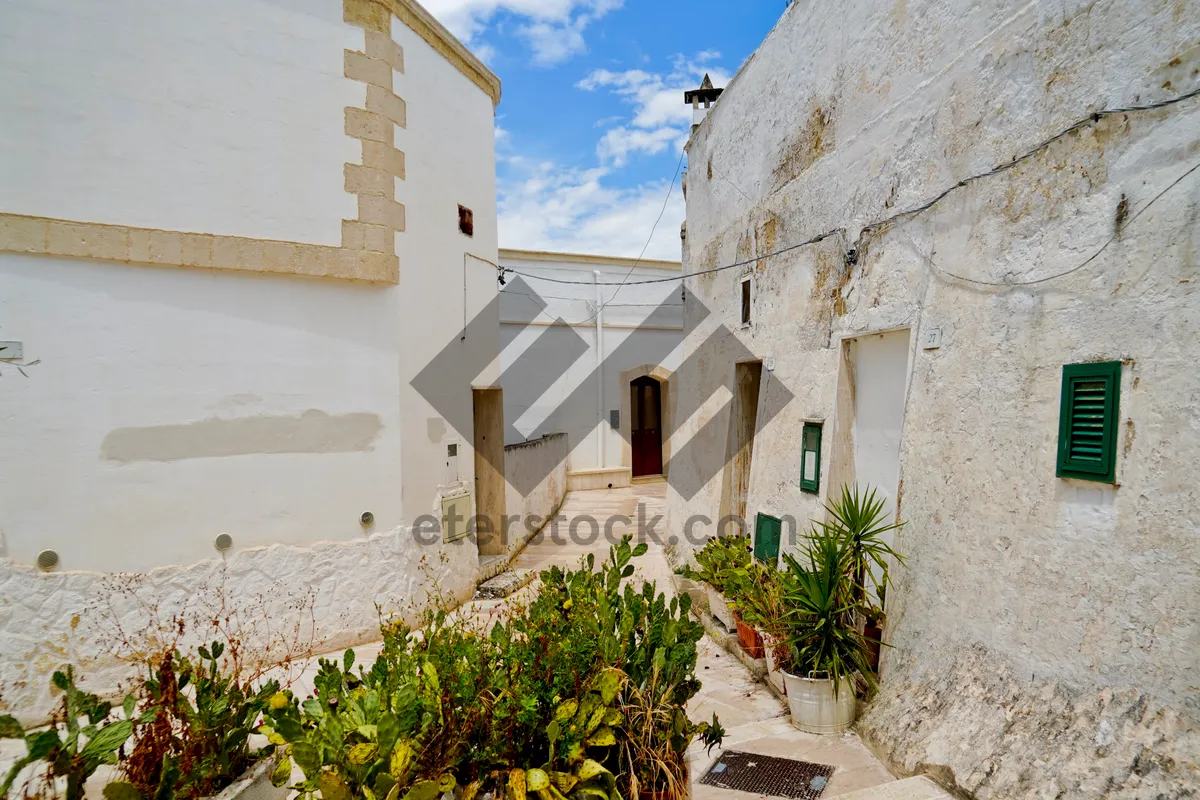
[684, 73, 724, 131]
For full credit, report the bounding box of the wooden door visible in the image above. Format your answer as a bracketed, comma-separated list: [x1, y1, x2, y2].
[630, 377, 663, 478]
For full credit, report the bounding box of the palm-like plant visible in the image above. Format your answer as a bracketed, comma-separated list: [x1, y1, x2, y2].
[815, 485, 905, 609]
[780, 528, 874, 695]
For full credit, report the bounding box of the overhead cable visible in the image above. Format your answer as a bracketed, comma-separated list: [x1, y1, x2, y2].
[500, 85, 1200, 287]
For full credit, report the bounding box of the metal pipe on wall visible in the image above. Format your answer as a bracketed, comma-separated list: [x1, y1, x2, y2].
[593, 270, 605, 468]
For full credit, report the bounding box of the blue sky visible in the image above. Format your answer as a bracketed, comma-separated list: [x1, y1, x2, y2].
[421, 0, 785, 260]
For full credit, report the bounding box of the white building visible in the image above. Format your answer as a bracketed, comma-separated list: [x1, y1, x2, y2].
[671, 0, 1199, 795]
[0, 0, 507, 721]
[498, 250, 684, 491]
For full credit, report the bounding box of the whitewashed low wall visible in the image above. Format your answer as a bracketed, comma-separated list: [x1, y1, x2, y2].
[0, 528, 478, 725]
[504, 433, 568, 557]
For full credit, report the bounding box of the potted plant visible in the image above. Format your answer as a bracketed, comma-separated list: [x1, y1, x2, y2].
[729, 563, 788, 692]
[779, 528, 873, 734]
[863, 600, 885, 673]
[682, 536, 750, 631]
[728, 562, 781, 661]
[619, 669, 722, 800]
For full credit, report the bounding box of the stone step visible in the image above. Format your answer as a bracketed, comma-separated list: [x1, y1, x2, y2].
[828, 776, 953, 800]
[474, 568, 536, 599]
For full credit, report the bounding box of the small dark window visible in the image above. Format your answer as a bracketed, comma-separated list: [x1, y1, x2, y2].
[740, 277, 751, 325]
[800, 422, 822, 493]
[458, 205, 474, 237]
[447, 443, 458, 457]
[1057, 361, 1121, 483]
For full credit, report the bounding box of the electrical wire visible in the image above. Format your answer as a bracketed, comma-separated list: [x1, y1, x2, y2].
[500, 85, 1200, 288]
[575, 147, 688, 326]
[925, 158, 1200, 287]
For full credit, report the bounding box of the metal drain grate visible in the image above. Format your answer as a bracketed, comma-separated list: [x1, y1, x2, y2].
[699, 750, 835, 799]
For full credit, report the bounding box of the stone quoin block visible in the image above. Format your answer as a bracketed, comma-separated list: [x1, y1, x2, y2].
[344, 107, 393, 145]
[361, 141, 406, 180]
[342, 220, 394, 253]
[366, 85, 407, 128]
[344, 49, 392, 91]
[344, 163, 395, 198]
[365, 31, 404, 73]
[357, 196, 406, 231]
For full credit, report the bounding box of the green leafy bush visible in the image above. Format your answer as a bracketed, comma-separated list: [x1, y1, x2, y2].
[0, 668, 138, 800]
[103, 642, 281, 800]
[260, 535, 721, 800]
[677, 536, 751, 595]
[4, 537, 719, 800]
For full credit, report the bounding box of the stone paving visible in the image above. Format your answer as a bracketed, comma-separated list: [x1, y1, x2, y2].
[453, 483, 949, 800]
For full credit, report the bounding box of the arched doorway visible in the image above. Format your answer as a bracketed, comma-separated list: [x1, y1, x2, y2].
[630, 376, 664, 478]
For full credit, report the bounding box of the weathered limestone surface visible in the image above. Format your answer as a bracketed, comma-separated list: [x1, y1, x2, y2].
[0, 525, 478, 725]
[858, 645, 1199, 798]
[670, 0, 1200, 795]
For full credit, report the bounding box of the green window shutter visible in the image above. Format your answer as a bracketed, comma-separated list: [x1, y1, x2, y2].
[799, 422, 822, 493]
[754, 513, 782, 565]
[1056, 361, 1121, 483]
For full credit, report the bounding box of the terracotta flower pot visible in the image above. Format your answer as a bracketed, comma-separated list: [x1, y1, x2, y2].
[864, 624, 883, 672]
[761, 633, 787, 695]
[734, 617, 764, 659]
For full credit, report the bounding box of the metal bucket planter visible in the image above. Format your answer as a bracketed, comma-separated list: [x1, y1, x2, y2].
[782, 672, 856, 734]
[761, 633, 787, 696]
[704, 584, 736, 630]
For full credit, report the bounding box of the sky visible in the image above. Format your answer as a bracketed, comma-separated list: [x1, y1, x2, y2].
[420, 0, 786, 261]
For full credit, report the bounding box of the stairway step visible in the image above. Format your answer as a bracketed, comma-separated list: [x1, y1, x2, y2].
[828, 777, 953, 800]
[475, 568, 536, 599]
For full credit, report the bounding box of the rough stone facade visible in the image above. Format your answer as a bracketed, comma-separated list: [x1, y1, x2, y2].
[0, 525, 478, 725]
[669, 0, 1200, 795]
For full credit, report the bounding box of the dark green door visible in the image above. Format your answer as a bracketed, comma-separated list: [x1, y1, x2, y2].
[754, 513, 782, 565]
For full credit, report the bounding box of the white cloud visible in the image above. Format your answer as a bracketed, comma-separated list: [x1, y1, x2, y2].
[578, 54, 730, 163]
[496, 51, 733, 259]
[420, 0, 621, 65]
[596, 126, 678, 166]
[499, 162, 684, 261]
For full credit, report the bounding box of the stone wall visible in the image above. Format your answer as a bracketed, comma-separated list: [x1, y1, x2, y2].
[0, 525, 479, 725]
[504, 433, 569, 555]
[670, 0, 1200, 795]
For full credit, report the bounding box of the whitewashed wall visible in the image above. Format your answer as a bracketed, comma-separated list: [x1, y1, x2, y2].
[503, 433, 569, 554]
[672, 0, 1200, 795]
[0, 256, 408, 572]
[498, 253, 683, 473]
[393, 15, 499, 520]
[0, 0, 499, 721]
[0, 0, 360, 246]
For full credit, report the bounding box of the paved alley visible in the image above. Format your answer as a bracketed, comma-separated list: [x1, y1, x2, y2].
[312, 484, 950, 800]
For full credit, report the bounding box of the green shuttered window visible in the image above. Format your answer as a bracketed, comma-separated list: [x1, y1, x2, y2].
[799, 422, 822, 493]
[1057, 361, 1121, 483]
[754, 513, 782, 565]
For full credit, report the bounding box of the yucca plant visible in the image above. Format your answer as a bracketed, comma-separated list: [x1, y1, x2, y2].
[780, 528, 873, 695]
[815, 485, 905, 609]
